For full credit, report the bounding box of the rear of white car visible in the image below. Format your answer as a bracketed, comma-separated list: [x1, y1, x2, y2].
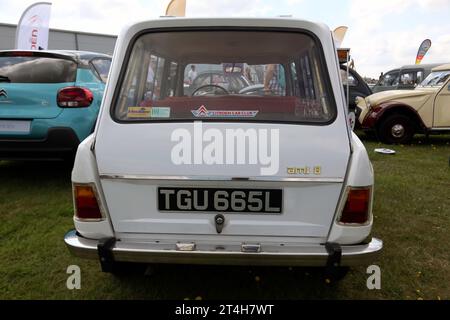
[64, 17, 382, 273]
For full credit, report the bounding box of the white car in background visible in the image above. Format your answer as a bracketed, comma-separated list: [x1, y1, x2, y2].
[64, 17, 382, 278]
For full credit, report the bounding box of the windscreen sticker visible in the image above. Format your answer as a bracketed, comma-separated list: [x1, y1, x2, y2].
[191, 105, 259, 118]
[127, 107, 171, 118]
[151, 107, 171, 118]
[127, 107, 152, 118]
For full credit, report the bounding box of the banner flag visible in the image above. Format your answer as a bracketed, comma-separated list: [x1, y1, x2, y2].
[15, 2, 52, 50]
[165, 0, 186, 17]
[333, 26, 348, 48]
[415, 39, 432, 65]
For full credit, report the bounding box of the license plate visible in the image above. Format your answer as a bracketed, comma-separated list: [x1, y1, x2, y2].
[158, 187, 282, 214]
[0, 120, 31, 134]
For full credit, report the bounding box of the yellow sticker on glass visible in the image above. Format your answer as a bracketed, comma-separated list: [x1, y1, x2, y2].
[127, 107, 152, 118]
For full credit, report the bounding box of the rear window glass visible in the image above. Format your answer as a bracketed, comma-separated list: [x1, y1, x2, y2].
[114, 30, 336, 124]
[91, 58, 111, 83]
[340, 69, 358, 86]
[419, 70, 450, 87]
[0, 56, 77, 83]
[378, 71, 399, 87]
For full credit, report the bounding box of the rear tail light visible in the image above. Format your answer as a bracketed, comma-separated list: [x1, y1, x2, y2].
[339, 187, 371, 224]
[57, 87, 93, 108]
[73, 184, 104, 221]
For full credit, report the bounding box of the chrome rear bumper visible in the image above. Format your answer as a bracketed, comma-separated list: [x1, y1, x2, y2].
[64, 230, 382, 267]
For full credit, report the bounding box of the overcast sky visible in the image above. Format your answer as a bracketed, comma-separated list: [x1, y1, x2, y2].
[0, 0, 449, 78]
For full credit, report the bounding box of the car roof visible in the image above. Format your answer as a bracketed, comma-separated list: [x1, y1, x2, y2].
[432, 63, 450, 72]
[51, 50, 111, 60]
[382, 63, 446, 75]
[118, 17, 333, 55]
[127, 16, 330, 31]
[399, 63, 445, 70]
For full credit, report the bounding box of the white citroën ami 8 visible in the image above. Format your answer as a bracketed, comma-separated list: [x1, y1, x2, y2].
[64, 17, 382, 277]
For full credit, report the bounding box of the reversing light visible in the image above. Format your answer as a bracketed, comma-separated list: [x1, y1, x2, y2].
[73, 184, 103, 221]
[339, 187, 371, 224]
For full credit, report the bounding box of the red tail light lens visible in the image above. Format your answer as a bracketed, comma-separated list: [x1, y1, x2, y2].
[57, 87, 93, 108]
[339, 187, 371, 224]
[73, 184, 103, 221]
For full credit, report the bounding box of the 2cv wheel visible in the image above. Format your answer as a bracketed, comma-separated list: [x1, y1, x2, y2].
[378, 114, 415, 144]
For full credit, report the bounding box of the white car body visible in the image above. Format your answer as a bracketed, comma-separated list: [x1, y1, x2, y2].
[65, 17, 382, 270]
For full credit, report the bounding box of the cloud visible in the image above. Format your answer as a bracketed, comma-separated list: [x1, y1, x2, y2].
[345, 0, 450, 77]
[186, 0, 273, 17]
[49, 0, 166, 34]
[1, 0, 448, 77]
[0, 0, 166, 34]
[286, 0, 304, 5]
[0, 0, 276, 33]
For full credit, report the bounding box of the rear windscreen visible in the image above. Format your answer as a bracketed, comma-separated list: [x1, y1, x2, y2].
[113, 30, 336, 124]
[0, 56, 77, 83]
[91, 58, 112, 83]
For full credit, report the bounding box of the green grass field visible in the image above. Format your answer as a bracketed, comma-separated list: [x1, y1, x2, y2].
[0, 134, 449, 300]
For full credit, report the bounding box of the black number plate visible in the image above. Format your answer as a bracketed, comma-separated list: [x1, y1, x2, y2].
[158, 188, 282, 214]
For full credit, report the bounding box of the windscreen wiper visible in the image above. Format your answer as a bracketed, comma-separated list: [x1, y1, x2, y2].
[0, 75, 11, 82]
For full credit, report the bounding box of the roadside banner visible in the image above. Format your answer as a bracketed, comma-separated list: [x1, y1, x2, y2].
[15, 2, 52, 50]
[415, 39, 432, 65]
[165, 0, 186, 17]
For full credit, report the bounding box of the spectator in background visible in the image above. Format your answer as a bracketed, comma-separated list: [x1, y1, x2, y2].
[187, 65, 197, 84]
[145, 59, 157, 100]
[147, 59, 156, 88]
[264, 64, 285, 95]
[244, 66, 253, 83]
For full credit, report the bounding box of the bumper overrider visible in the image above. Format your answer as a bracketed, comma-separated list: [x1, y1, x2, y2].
[64, 230, 382, 267]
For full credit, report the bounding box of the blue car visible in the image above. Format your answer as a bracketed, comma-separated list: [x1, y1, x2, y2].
[0, 50, 111, 160]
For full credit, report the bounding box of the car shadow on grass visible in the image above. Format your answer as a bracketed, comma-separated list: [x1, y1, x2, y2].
[108, 264, 347, 300]
[0, 160, 72, 185]
[0, 162, 361, 300]
[356, 131, 450, 146]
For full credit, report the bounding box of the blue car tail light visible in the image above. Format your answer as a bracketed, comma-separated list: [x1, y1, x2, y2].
[57, 87, 94, 108]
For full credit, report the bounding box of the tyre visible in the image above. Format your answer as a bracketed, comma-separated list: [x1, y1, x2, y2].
[377, 114, 415, 144]
[62, 152, 76, 164]
[324, 266, 349, 282]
